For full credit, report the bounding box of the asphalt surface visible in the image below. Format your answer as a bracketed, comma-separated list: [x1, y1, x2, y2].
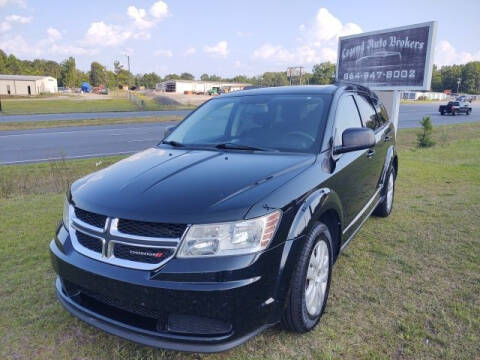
[0, 110, 192, 122]
[1, 103, 479, 165]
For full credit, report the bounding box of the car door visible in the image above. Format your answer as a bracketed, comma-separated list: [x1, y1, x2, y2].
[326, 94, 373, 226]
[354, 93, 386, 199]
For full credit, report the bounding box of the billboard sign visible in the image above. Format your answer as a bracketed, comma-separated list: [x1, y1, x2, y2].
[336, 22, 437, 90]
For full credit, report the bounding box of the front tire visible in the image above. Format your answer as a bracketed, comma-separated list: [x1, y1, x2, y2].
[440, 111, 444, 116]
[467, 109, 471, 115]
[374, 168, 395, 217]
[282, 223, 333, 333]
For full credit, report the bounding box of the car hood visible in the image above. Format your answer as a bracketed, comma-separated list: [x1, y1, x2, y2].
[71, 147, 315, 224]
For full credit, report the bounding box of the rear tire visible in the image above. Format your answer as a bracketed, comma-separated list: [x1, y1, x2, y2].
[452, 110, 456, 116]
[467, 109, 471, 115]
[373, 167, 395, 217]
[282, 222, 333, 333]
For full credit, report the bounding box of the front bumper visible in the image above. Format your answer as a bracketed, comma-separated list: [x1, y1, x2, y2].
[50, 226, 302, 352]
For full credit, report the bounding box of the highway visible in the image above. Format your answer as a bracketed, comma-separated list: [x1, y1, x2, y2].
[0, 110, 192, 123]
[1, 103, 479, 165]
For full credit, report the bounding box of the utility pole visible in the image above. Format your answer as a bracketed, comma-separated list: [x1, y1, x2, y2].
[126, 55, 131, 73]
[456, 78, 461, 94]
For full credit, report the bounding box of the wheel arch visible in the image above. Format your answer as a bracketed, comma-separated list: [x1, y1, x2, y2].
[287, 188, 344, 261]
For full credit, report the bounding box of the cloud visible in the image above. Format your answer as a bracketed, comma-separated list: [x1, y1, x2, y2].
[155, 49, 173, 57]
[5, 14, 31, 23]
[127, 6, 154, 29]
[0, 13, 32, 33]
[0, 0, 26, 8]
[150, 1, 169, 19]
[435, 40, 480, 67]
[83, 2, 169, 48]
[253, 7, 361, 66]
[184, 47, 196, 55]
[84, 21, 132, 46]
[0, 30, 94, 58]
[46, 27, 62, 42]
[0, 22, 11, 33]
[203, 40, 228, 57]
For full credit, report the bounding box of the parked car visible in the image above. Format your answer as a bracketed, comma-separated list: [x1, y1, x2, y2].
[439, 101, 472, 115]
[50, 84, 397, 352]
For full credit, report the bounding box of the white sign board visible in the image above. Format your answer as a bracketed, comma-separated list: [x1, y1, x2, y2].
[336, 22, 437, 90]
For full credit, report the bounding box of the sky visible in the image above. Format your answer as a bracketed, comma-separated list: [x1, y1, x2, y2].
[0, 0, 479, 78]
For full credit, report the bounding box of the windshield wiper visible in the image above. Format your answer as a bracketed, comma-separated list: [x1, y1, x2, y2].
[215, 143, 272, 151]
[161, 140, 185, 147]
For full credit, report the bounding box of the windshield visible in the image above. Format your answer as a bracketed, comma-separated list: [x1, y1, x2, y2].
[165, 94, 331, 153]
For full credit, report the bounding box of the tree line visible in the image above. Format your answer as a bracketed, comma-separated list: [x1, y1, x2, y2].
[1, 49, 479, 94]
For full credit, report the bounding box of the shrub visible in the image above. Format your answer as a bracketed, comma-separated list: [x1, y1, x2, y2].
[417, 116, 435, 148]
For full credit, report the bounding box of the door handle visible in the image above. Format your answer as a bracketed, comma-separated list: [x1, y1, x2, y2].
[367, 149, 375, 158]
[384, 135, 391, 142]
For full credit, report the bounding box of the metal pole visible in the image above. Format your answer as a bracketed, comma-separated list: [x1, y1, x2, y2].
[126, 55, 131, 73]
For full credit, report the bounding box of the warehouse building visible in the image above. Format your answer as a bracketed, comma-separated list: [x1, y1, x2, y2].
[156, 79, 250, 94]
[0, 74, 58, 96]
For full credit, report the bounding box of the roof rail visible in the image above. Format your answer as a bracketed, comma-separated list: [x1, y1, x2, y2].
[335, 81, 372, 93]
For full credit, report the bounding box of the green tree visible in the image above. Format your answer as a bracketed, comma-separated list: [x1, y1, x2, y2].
[417, 116, 435, 148]
[431, 65, 442, 92]
[6, 54, 22, 74]
[164, 73, 180, 80]
[261, 72, 288, 86]
[200, 73, 209, 81]
[89, 61, 107, 86]
[440, 65, 462, 93]
[180, 72, 194, 80]
[232, 75, 248, 83]
[60, 57, 77, 88]
[311, 62, 336, 85]
[461, 62, 480, 94]
[140, 72, 161, 89]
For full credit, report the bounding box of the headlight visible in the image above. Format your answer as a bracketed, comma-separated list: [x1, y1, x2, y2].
[177, 210, 282, 257]
[63, 196, 72, 230]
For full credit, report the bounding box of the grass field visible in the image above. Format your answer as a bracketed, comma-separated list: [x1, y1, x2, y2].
[0, 123, 479, 359]
[0, 97, 195, 115]
[0, 115, 182, 132]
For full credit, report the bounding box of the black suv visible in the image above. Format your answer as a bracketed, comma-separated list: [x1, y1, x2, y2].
[50, 84, 397, 352]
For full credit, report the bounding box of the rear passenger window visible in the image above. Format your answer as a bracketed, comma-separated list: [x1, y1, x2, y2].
[375, 103, 389, 128]
[334, 95, 362, 146]
[355, 95, 378, 130]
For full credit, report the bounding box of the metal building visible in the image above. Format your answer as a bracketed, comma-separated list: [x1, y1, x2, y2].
[155, 79, 250, 94]
[0, 74, 58, 96]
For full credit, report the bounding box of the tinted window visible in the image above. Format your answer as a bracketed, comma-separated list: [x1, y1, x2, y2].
[167, 94, 331, 153]
[355, 94, 378, 130]
[374, 103, 389, 128]
[334, 95, 362, 146]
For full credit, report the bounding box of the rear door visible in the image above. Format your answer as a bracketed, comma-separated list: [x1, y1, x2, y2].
[354, 93, 387, 197]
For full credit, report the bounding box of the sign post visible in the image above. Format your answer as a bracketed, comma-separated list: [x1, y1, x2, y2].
[336, 21, 437, 133]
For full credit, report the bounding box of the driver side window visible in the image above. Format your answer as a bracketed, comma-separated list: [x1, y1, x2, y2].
[334, 95, 362, 146]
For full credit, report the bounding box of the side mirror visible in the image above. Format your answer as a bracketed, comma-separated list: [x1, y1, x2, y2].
[163, 125, 176, 139]
[333, 127, 375, 155]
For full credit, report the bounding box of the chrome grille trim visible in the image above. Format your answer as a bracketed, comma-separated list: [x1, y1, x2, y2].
[67, 205, 188, 270]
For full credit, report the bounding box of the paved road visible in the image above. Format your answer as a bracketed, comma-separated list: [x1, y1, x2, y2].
[0, 110, 192, 122]
[1, 103, 479, 165]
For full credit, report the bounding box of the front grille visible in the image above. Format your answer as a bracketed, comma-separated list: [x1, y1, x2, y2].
[113, 243, 174, 264]
[81, 287, 164, 319]
[117, 219, 187, 238]
[76, 231, 102, 253]
[168, 314, 232, 335]
[75, 207, 107, 229]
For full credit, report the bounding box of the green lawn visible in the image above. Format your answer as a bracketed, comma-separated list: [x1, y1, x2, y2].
[0, 115, 182, 132]
[0, 123, 479, 359]
[0, 97, 195, 115]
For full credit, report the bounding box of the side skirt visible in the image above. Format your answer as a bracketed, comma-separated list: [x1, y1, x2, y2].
[340, 194, 382, 253]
